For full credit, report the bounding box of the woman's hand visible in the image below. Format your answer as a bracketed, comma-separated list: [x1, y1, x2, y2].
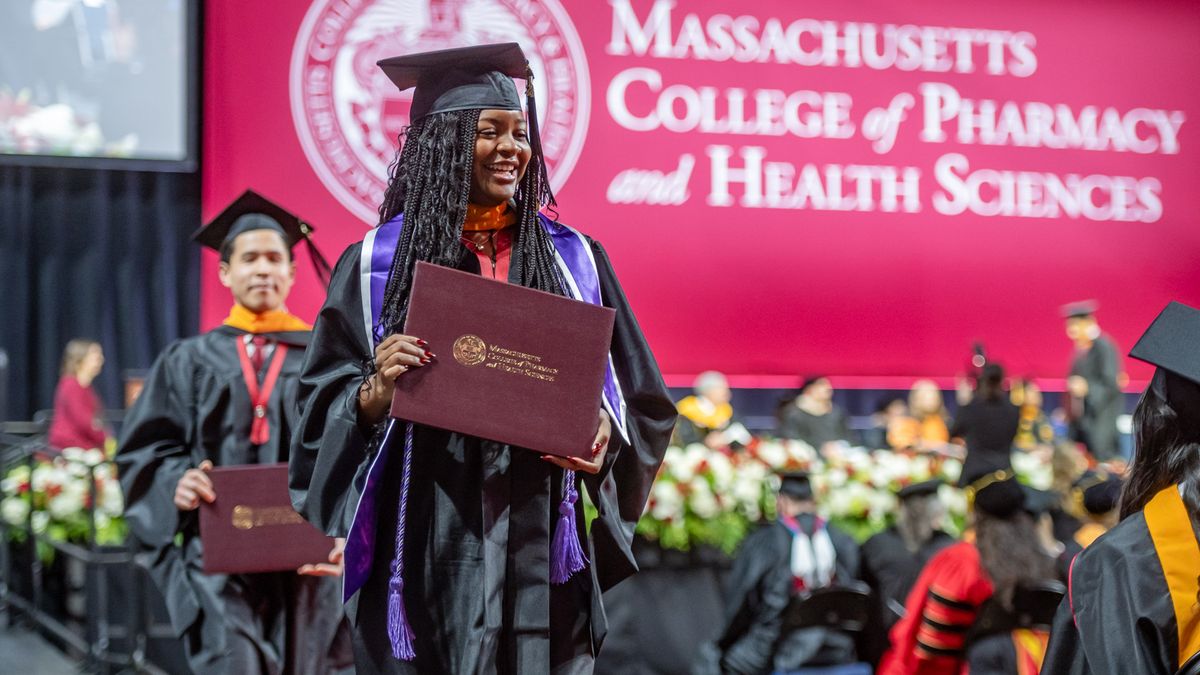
[358, 334, 432, 425]
[542, 409, 611, 475]
[297, 537, 346, 577]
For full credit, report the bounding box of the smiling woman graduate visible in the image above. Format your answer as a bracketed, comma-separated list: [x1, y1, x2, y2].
[287, 43, 676, 675]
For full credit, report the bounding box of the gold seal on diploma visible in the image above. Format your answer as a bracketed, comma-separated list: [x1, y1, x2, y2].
[453, 335, 487, 366]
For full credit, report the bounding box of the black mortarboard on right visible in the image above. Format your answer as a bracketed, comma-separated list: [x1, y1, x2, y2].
[377, 43, 555, 205]
[1129, 301, 1200, 418]
[778, 471, 815, 501]
[193, 190, 332, 287]
[1060, 300, 1099, 319]
[1072, 470, 1123, 515]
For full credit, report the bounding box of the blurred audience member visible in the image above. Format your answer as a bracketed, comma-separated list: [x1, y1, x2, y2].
[889, 380, 951, 451]
[880, 470, 1057, 674]
[700, 472, 860, 674]
[777, 376, 851, 451]
[860, 480, 955, 662]
[675, 371, 751, 449]
[950, 364, 1021, 483]
[1011, 378, 1055, 451]
[48, 338, 110, 450]
[1069, 470, 1123, 549]
[863, 396, 907, 450]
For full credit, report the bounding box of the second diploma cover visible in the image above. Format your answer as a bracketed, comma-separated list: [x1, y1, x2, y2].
[390, 261, 616, 459]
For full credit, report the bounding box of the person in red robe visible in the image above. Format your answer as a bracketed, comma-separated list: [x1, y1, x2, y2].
[879, 470, 1056, 675]
[48, 338, 109, 449]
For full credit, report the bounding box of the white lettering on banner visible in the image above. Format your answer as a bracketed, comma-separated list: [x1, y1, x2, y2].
[932, 153, 1163, 222]
[606, 154, 694, 204]
[607, 0, 1038, 76]
[607, 67, 855, 138]
[707, 145, 922, 213]
[919, 83, 1186, 154]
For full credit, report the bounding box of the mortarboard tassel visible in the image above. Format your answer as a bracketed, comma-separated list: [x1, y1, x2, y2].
[550, 469, 588, 584]
[386, 422, 417, 660]
[524, 65, 556, 207]
[300, 222, 333, 288]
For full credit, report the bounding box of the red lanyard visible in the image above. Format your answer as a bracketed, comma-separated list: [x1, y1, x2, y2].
[235, 337, 288, 445]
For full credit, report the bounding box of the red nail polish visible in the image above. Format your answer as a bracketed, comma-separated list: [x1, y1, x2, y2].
[417, 339, 428, 346]
[421, 357, 430, 364]
[424, 350, 433, 358]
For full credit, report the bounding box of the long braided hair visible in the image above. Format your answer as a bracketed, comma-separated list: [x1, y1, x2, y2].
[374, 108, 566, 342]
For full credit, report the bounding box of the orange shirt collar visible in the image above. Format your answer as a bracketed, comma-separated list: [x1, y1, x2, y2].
[223, 304, 312, 334]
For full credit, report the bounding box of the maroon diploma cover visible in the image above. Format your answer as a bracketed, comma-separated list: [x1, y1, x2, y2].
[390, 261, 616, 459]
[199, 464, 334, 574]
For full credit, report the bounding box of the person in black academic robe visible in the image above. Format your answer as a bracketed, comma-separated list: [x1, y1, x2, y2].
[1043, 302, 1200, 674]
[288, 44, 676, 675]
[116, 196, 351, 675]
[1062, 302, 1124, 461]
[950, 363, 1020, 484]
[859, 480, 955, 663]
[697, 473, 860, 675]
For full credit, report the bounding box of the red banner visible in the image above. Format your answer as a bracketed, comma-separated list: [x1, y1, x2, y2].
[202, 0, 1200, 387]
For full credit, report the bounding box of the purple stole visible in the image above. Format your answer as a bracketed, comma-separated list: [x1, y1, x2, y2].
[341, 213, 629, 602]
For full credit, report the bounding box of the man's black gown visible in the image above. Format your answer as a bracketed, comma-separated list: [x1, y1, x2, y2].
[289, 235, 676, 674]
[116, 326, 352, 675]
[711, 517, 861, 675]
[1068, 334, 1122, 460]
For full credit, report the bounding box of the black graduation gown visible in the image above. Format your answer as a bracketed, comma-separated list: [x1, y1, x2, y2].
[289, 236, 676, 675]
[777, 406, 851, 449]
[859, 527, 955, 662]
[1068, 334, 1122, 460]
[1041, 495, 1200, 674]
[116, 326, 352, 675]
[949, 398, 1020, 484]
[712, 518, 861, 675]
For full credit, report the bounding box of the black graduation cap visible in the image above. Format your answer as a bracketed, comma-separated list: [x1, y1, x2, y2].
[1060, 300, 1099, 319]
[964, 469, 1025, 519]
[193, 190, 332, 287]
[376, 42, 555, 205]
[897, 479, 942, 501]
[1129, 302, 1200, 418]
[777, 471, 815, 501]
[1072, 470, 1123, 515]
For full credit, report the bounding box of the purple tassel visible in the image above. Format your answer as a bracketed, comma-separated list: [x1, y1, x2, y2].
[550, 469, 588, 584]
[386, 423, 417, 660]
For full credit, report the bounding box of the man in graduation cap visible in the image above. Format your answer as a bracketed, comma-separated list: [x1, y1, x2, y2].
[288, 43, 675, 674]
[1043, 301, 1200, 674]
[859, 479, 955, 659]
[116, 191, 352, 675]
[698, 472, 860, 674]
[1062, 300, 1124, 460]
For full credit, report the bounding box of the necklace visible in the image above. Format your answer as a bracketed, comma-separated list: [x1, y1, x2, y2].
[461, 230, 494, 252]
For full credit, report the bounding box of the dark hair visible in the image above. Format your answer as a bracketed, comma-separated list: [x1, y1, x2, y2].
[775, 375, 829, 420]
[219, 230, 294, 265]
[976, 363, 1006, 402]
[373, 109, 564, 341]
[975, 510, 1056, 608]
[1119, 384, 1200, 524]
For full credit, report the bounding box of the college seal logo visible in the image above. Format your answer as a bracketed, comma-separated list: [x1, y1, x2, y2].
[290, 0, 591, 224]
[453, 334, 488, 366]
